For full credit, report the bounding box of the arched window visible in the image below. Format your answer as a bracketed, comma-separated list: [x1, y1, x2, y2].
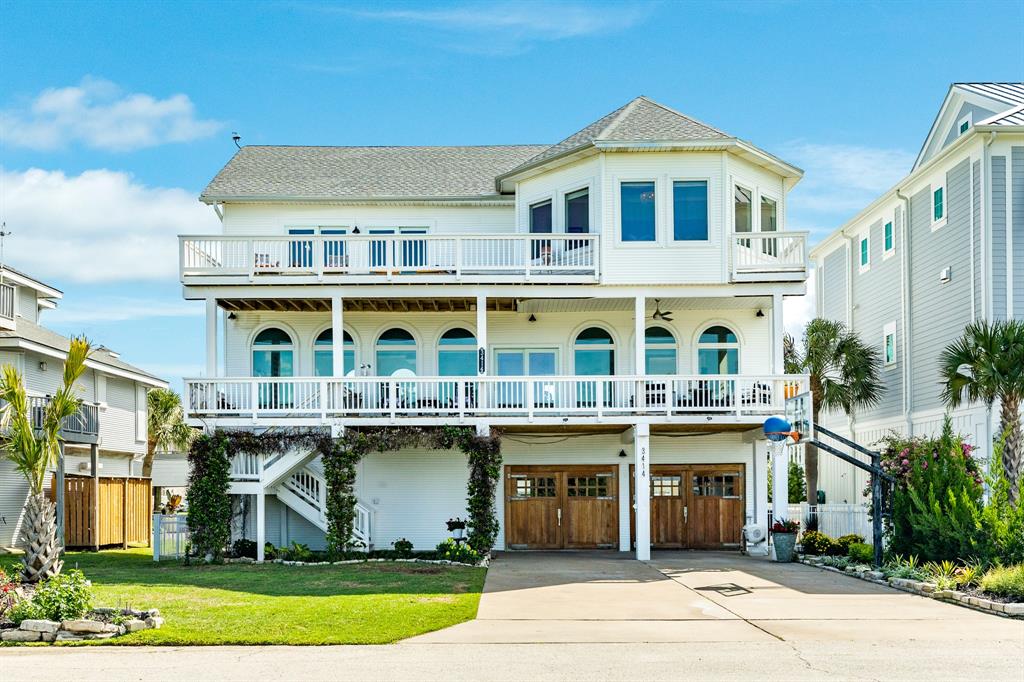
[645, 326, 677, 375]
[252, 328, 294, 377]
[437, 328, 476, 376]
[697, 325, 739, 375]
[574, 327, 615, 375]
[375, 328, 417, 376]
[314, 329, 355, 377]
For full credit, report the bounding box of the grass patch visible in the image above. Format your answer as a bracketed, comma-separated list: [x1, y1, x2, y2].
[53, 548, 485, 645]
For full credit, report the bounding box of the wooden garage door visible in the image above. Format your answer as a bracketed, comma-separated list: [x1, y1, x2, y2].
[505, 465, 618, 550]
[630, 464, 744, 550]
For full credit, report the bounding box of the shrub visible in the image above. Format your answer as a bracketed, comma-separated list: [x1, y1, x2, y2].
[9, 599, 45, 625]
[820, 555, 851, 569]
[772, 518, 800, 533]
[883, 554, 927, 581]
[24, 569, 93, 622]
[279, 542, 314, 562]
[231, 538, 257, 559]
[955, 563, 982, 589]
[979, 564, 1024, 600]
[848, 543, 874, 564]
[187, 433, 233, 559]
[392, 538, 414, 558]
[435, 539, 480, 565]
[835, 534, 866, 555]
[801, 530, 836, 556]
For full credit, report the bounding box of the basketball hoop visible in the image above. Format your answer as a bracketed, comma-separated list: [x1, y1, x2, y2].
[764, 430, 802, 444]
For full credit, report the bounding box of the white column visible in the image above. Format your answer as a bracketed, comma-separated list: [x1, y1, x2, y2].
[772, 292, 784, 374]
[750, 440, 770, 556]
[634, 296, 646, 375]
[331, 295, 344, 376]
[256, 492, 266, 563]
[771, 441, 789, 526]
[476, 295, 487, 375]
[633, 423, 651, 561]
[617, 461, 631, 551]
[205, 297, 218, 377]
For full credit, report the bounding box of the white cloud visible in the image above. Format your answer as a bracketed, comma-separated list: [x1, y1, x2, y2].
[783, 142, 915, 241]
[341, 2, 653, 55]
[0, 167, 219, 283]
[0, 78, 221, 152]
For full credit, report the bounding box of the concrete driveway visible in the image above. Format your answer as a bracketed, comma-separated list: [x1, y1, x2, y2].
[409, 551, 1024, 646]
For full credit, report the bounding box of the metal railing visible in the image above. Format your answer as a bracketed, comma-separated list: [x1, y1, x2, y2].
[731, 231, 808, 279]
[0, 282, 15, 322]
[152, 513, 189, 561]
[0, 396, 101, 440]
[187, 374, 809, 421]
[180, 233, 600, 281]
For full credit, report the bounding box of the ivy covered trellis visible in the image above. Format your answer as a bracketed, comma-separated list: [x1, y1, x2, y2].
[186, 425, 502, 559]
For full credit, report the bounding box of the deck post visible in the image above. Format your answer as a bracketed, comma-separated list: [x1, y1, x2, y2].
[771, 439, 789, 528]
[331, 296, 344, 377]
[205, 297, 218, 377]
[476, 295, 487, 411]
[256, 491, 266, 562]
[633, 423, 651, 561]
[90, 443, 100, 551]
[634, 296, 645, 376]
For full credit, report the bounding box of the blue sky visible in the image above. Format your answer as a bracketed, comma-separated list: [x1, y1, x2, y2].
[1, 0, 1022, 388]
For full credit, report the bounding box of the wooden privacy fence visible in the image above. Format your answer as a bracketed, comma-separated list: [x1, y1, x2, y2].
[52, 475, 152, 549]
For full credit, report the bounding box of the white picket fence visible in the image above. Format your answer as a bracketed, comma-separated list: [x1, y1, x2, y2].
[770, 503, 873, 542]
[152, 514, 189, 561]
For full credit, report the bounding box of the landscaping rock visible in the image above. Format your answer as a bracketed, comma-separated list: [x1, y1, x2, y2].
[90, 607, 118, 616]
[41, 632, 56, 642]
[56, 632, 84, 641]
[124, 619, 148, 632]
[146, 608, 161, 618]
[145, 616, 164, 629]
[62, 619, 107, 634]
[2, 629, 40, 642]
[865, 571, 885, 581]
[1003, 603, 1024, 617]
[19, 619, 60, 634]
[82, 632, 116, 640]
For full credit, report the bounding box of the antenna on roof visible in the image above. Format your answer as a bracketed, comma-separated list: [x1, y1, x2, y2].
[232, 132, 242, 149]
[0, 223, 10, 284]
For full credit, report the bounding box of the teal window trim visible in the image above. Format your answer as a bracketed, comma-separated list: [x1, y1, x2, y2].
[859, 237, 869, 267]
[933, 186, 945, 222]
[884, 222, 894, 252]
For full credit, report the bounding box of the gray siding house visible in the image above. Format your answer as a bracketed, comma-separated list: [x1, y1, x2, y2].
[810, 83, 1024, 503]
[0, 266, 166, 549]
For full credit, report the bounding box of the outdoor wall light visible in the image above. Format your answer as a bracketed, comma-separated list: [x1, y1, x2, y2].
[618, 449, 627, 458]
[756, 309, 765, 318]
[227, 312, 237, 320]
[38, 361, 47, 372]
[528, 314, 537, 322]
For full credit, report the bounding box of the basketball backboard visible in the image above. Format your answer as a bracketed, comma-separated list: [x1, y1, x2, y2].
[784, 392, 814, 442]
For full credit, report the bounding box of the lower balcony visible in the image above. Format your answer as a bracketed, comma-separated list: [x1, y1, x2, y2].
[0, 395, 101, 444]
[185, 374, 808, 426]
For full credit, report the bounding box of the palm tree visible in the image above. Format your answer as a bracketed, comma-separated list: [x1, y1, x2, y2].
[0, 337, 90, 582]
[940, 319, 1024, 504]
[785, 319, 884, 503]
[143, 388, 195, 509]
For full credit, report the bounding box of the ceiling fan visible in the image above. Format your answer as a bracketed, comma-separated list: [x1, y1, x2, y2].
[651, 299, 674, 323]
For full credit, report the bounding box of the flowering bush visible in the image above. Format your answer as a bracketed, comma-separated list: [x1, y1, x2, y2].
[0, 565, 19, 618]
[772, 518, 800, 533]
[435, 539, 480, 564]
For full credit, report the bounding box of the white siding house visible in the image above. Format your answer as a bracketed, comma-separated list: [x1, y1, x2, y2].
[0, 266, 166, 549]
[810, 83, 1024, 503]
[181, 96, 810, 559]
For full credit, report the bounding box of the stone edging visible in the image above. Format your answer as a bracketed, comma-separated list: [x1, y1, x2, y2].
[797, 557, 1024, 618]
[1, 608, 163, 643]
[223, 556, 489, 568]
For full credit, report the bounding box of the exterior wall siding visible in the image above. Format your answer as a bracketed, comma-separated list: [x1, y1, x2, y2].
[909, 160, 973, 412]
[1013, 147, 1024, 318]
[991, 156, 1007, 320]
[16, 287, 38, 323]
[821, 245, 848, 323]
[973, 160, 982, 318]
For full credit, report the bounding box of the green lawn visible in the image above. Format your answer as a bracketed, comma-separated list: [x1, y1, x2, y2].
[50, 548, 485, 645]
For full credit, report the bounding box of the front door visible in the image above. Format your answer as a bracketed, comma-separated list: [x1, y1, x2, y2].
[505, 465, 618, 549]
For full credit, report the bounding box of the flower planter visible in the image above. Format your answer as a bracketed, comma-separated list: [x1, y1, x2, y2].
[773, 532, 797, 562]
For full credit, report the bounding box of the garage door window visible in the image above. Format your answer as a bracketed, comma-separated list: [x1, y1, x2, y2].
[512, 476, 556, 499]
[693, 473, 741, 499]
[567, 475, 611, 498]
[651, 475, 681, 497]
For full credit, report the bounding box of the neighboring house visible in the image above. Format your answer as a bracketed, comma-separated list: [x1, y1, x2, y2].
[180, 96, 811, 560]
[810, 83, 1024, 503]
[0, 266, 167, 549]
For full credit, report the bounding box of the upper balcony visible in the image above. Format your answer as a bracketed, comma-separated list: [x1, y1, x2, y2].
[0, 282, 16, 330]
[180, 234, 600, 285]
[179, 231, 808, 287]
[1, 395, 101, 445]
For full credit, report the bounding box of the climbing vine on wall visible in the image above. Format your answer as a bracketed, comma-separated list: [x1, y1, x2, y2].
[188, 426, 502, 559]
[186, 432, 233, 559]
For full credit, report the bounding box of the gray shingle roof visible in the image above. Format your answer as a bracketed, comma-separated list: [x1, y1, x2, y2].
[201, 145, 550, 201]
[0, 319, 165, 384]
[503, 96, 731, 175]
[979, 103, 1024, 127]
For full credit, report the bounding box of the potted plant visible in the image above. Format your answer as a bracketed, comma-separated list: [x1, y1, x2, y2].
[771, 518, 800, 562]
[446, 517, 467, 541]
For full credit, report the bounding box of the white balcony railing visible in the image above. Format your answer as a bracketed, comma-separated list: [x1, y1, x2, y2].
[731, 231, 808, 281]
[180, 234, 599, 281]
[0, 282, 15, 322]
[186, 374, 808, 422]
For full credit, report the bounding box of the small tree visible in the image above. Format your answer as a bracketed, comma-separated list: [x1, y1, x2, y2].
[0, 336, 90, 582]
[144, 388, 195, 509]
[785, 319, 883, 503]
[940, 320, 1024, 504]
